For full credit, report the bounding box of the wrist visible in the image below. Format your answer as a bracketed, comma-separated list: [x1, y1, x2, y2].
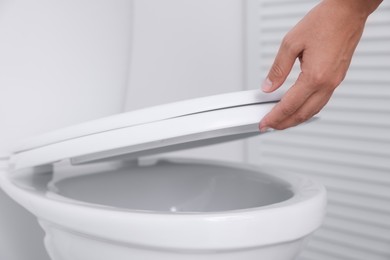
[324, 0, 382, 18]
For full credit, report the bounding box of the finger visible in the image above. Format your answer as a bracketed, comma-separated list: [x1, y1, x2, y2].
[259, 72, 315, 130]
[262, 35, 303, 93]
[270, 90, 332, 130]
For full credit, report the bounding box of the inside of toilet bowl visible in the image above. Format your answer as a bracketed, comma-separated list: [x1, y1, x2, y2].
[50, 160, 294, 213]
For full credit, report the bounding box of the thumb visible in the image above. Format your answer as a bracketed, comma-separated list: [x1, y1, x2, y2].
[262, 39, 301, 93]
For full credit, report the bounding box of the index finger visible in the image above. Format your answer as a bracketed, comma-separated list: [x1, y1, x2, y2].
[259, 73, 316, 131]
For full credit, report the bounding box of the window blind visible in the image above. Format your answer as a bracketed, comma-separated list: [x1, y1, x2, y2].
[245, 1, 390, 259]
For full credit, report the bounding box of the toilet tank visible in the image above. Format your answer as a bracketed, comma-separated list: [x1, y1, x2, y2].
[0, 1, 133, 259]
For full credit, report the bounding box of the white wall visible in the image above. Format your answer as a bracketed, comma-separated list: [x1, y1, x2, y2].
[1, 1, 246, 259]
[0, 1, 307, 258]
[0, 1, 133, 259]
[124, 0, 246, 162]
[0, 0, 132, 155]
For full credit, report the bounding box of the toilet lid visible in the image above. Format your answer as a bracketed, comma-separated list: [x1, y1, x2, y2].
[11, 90, 283, 169]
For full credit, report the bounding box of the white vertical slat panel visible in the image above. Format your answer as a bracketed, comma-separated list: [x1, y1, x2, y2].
[245, 1, 390, 259]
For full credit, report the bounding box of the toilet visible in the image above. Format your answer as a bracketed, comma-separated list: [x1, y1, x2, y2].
[0, 90, 326, 260]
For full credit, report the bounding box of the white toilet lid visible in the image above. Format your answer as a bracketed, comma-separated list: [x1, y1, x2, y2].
[11, 90, 283, 169]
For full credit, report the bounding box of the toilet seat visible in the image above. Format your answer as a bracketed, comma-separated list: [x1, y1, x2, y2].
[10, 90, 283, 169]
[0, 90, 326, 258]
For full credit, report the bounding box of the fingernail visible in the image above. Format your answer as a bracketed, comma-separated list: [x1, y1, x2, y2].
[260, 126, 269, 133]
[260, 127, 276, 133]
[259, 121, 269, 132]
[261, 78, 273, 92]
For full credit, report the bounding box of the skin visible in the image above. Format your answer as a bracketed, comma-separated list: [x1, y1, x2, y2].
[259, 0, 383, 132]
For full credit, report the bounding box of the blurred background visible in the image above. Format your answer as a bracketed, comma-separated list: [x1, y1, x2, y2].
[0, 0, 389, 259]
[245, 1, 390, 259]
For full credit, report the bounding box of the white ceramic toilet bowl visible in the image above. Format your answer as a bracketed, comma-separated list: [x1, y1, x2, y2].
[0, 158, 326, 260]
[0, 90, 326, 260]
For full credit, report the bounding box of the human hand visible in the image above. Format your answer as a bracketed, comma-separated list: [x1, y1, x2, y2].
[259, 0, 382, 132]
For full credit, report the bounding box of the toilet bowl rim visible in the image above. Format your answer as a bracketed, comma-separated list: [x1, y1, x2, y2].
[0, 157, 326, 250]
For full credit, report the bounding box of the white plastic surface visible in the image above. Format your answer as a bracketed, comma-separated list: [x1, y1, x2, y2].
[0, 158, 326, 254]
[12, 90, 282, 169]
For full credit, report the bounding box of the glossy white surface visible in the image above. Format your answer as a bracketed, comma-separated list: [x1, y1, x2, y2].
[15, 90, 282, 152]
[52, 160, 294, 212]
[11, 91, 282, 169]
[39, 220, 308, 260]
[0, 159, 50, 260]
[0, 158, 326, 259]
